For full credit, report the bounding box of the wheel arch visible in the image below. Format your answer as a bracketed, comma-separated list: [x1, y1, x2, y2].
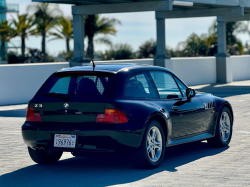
[218, 102, 234, 124]
[145, 112, 170, 146]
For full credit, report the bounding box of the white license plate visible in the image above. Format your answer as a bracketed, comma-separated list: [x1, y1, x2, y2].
[54, 134, 76, 148]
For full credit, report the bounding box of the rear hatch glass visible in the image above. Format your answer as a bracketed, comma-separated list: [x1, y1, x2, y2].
[32, 72, 115, 123]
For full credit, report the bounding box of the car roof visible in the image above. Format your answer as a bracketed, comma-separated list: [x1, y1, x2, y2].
[57, 63, 172, 74]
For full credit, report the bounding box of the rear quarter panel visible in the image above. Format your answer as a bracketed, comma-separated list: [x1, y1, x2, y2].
[105, 99, 171, 130]
[196, 92, 233, 134]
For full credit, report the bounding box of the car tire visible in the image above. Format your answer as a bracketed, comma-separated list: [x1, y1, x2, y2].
[28, 146, 63, 164]
[132, 120, 165, 169]
[207, 107, 233, 147]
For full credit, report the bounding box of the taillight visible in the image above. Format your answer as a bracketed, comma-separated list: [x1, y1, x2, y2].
[26, 107, 42, 122]
[96, 109, 128, 123]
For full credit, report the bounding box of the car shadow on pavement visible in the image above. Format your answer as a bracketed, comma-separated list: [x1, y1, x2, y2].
[193, 84, 250, 98]
[0, 141, 228, 187]
[0, 109, 26, 117]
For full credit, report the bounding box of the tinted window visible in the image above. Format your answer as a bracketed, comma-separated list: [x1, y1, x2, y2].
[76, 75, 108, 95]
[39, 73, 112, 96]
[174, 77, 187, 97]
[125, 73, 157, 98]
[49, 76, 70, 94]
[150, 71, 182, 99]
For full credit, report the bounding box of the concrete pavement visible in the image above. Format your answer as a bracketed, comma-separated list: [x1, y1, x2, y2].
[1, 80, 250, 186]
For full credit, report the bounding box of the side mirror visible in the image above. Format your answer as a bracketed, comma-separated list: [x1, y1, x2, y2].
[186, 88, 196, 98]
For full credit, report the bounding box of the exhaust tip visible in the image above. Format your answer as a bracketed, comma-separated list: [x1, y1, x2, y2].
[35, 145, 46, 151]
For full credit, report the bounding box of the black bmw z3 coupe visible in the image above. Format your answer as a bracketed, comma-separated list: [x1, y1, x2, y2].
[22, 63, 233, 168]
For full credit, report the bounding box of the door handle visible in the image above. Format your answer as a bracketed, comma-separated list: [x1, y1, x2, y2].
[172, 106, 179, 111]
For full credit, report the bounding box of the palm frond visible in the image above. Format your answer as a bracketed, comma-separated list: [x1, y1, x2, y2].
[27, 3, 63, 36]
[95, 37, 113, 48]
[48, 16, 73, 41]
[48, 32, 64, 41]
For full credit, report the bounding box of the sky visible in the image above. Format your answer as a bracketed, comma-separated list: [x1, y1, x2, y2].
[6, 0, 250, 56]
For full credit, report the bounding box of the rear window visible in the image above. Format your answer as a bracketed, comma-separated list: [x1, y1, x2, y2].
[38, 73, 113, 96]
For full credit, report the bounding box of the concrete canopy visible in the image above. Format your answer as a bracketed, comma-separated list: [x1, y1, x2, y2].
[32, 0, 250, 83]
[31, 0, 250, 22]
[32, 0, 250, 7]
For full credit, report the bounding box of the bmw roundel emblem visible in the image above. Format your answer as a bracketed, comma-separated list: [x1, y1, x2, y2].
[64, 103, 69, 109]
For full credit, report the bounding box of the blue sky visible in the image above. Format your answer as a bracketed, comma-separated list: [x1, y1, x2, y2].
[6, 0, 250, 56]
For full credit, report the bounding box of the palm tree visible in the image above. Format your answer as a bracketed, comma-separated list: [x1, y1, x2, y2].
[11, 14, 35, 59]
[0, 20, 16, 60]
[100, 43, 136, 60]
[49, 16, 73, 52]
[138, 39, 156, 58]
[179, 33, 209, 57]
[27, 3, 62, 62]
[85, 15, 121, 59]
[209, 20, 245, 55]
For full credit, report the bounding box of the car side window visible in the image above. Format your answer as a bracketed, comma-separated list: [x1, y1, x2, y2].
[125, 73, 157, 98]
[174, 77, 187, 97]
[150, 71, 182, 99]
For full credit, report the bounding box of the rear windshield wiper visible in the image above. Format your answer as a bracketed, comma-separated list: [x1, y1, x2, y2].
[43, 92, 70, 101]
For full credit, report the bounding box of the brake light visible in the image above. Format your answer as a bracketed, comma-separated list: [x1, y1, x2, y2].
[26, 107, 42, 122]
[96, 109, 128, 123]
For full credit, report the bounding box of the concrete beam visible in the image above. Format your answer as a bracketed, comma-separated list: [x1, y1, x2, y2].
[31, 0, 250, 8]
[156, 6, 244, 19]
[172, 0, 244, 7]
[72, 0, 173, 15]
[217, 14, 250, 22]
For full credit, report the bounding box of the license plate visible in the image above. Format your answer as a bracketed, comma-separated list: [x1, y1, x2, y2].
[54, 134, 76, 148]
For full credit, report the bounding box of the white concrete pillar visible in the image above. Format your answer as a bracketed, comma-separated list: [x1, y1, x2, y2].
[217, 20, 227, 55]
[216, 57, 232, 83]
[216, 17, 232, 83]
[156, 18, 166, 59]
[73, 14, 85, 60]
[154, 15, 170, 67]
[70, 13, 90, 67]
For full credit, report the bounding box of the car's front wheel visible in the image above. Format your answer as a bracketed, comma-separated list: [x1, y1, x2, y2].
[132, 120, 165, 169]
[28, 146, 63, 164]
[207, 107, 233, 147]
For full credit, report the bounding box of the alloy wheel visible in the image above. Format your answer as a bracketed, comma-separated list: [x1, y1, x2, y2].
[146, 126, 163, 162]
[220, 112, 231, 142]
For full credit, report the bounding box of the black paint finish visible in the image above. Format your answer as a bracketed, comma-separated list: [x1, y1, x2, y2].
[22, 63, 234, 153]
[164, 97, 206, 139]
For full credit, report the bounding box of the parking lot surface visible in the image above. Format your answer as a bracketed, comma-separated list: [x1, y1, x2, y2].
[0, 80, 250, 187]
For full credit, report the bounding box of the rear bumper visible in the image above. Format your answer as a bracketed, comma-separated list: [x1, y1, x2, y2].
[22, 122, 144, 153]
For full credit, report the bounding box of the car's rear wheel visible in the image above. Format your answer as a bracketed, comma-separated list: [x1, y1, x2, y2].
[28, 147, 63, 164]
[207, 107, 233, 147]
[132, 120, 165, 169]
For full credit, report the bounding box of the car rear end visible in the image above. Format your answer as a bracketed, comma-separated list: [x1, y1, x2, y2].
[22, 70, 143, 155]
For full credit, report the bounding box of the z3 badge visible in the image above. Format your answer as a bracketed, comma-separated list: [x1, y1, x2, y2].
[34, 104, 42, 108]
